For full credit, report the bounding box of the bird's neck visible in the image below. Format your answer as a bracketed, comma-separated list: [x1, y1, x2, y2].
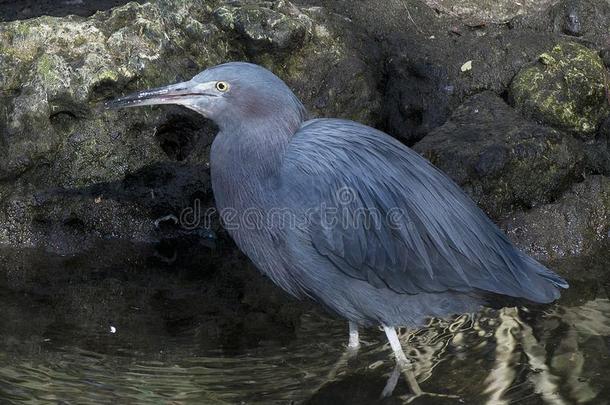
[210, 116, 301, 209]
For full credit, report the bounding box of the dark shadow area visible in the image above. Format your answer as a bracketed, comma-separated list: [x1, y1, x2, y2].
[0, 0, 145, 22]
[0, 240, 307, 357]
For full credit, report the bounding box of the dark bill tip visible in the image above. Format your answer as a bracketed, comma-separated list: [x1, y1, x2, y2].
[104, 96, 142, 110]
[104, 82, 195, 110]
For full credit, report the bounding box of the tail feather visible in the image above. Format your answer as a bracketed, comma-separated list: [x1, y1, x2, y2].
[511, 253, 568, 304]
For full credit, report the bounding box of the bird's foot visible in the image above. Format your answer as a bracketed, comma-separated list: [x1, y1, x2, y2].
[346, 339, 374, 350]
[381, 326, 460, 400]
[346, 342, 360, 354]
[380, 363, 460, 401]
[347, 334, 360, 350]
[403, 391, 461, 403]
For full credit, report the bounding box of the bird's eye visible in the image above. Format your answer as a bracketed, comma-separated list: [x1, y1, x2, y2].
[216, 81, 229, 92]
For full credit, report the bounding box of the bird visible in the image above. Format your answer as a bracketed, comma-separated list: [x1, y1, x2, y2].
[106, 62, 568, 398]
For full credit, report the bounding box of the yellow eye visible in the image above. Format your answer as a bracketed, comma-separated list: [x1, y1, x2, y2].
[216, 81, 229, 92]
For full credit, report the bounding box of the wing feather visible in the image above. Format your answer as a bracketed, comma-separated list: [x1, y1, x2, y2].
[281, 119, 567, 303]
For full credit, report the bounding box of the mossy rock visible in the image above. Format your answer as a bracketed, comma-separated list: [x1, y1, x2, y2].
[510, 42, 610, 138]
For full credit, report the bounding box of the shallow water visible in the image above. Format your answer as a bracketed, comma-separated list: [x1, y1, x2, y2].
[0, 241, 608, 404]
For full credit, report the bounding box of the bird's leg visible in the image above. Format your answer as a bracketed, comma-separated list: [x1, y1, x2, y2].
[348, 321, 360, 350]
[330, 322, 361, 377]
[382, 325, 423, 396]
[381, 363, 402, 398]
[382, 325, 460, 400]
[326, 322, 361, 382]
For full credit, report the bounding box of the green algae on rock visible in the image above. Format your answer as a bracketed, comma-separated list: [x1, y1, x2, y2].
[509, 42, 609, 138]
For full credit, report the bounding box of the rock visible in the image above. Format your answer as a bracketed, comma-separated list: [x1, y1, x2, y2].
[381, 29, 558, 144]
[510, 0, 610, 47]
[0, 0, 382, 251]
[422, 0, 559, 23]
[502, 175, 610, 261]
[585, 117, 610, 176]
[0, 0, 608, 268]
[509, 42, 610, 138]
[584, 138, 610, 176]
[296, 1, 560, 145]
[563, 8, 582, 36]
[600, 49, 610, 69]
[414, 92, 584, 218]
[213, 0, 313, 54]
[548, 0, 610, 43]
[0, 0, 144, 22]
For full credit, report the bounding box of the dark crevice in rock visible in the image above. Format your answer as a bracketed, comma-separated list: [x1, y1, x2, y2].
[49, 96, 91, 123]
[155, 112, 217, 161]
[62, 215, 85, 229]
[49, 110, 77, 121]
[49, 110, 78, 132]
[381, 57, 452, 146]
[89, 78, 125, 103]
[499, 89, 510, 103]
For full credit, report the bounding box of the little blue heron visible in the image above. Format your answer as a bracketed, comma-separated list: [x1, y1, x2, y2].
[106, 62, 568, 398]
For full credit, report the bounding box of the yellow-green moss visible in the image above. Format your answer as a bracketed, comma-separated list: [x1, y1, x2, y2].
[510, 42, 609, 137]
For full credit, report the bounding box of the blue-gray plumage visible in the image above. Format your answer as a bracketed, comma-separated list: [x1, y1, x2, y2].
[106, 62, 568, 397]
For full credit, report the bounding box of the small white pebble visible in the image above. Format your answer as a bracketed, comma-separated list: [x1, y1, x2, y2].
[110, 326, 117, 334]
[461, 60, 473, 72]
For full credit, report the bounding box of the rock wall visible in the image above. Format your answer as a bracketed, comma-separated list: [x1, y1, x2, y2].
[0, 0, 608, 262]
[0, 0, 381, 253]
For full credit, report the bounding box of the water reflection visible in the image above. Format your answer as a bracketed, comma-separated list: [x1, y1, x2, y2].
[0, 242, 608, 404]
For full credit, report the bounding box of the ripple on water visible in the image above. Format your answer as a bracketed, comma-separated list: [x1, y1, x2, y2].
[0, 243, 608, 404]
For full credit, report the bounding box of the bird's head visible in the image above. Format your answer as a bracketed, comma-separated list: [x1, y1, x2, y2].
[106, 62, 307, 132]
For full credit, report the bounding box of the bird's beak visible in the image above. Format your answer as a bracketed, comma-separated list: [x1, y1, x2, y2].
[105, 80, 212, 109]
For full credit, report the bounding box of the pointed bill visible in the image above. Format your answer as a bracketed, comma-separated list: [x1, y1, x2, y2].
[105, 80, 215, 109]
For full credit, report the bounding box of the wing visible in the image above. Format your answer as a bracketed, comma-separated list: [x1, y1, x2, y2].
[280, 119, 567, 303]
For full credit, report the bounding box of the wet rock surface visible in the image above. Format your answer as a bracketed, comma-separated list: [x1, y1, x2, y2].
[514, 0, 610, 46]
[502, 176, 610, 262]
[0, 0, 608, 266]
[213, 1, 313, 54]
[423, 0, 560, 23]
